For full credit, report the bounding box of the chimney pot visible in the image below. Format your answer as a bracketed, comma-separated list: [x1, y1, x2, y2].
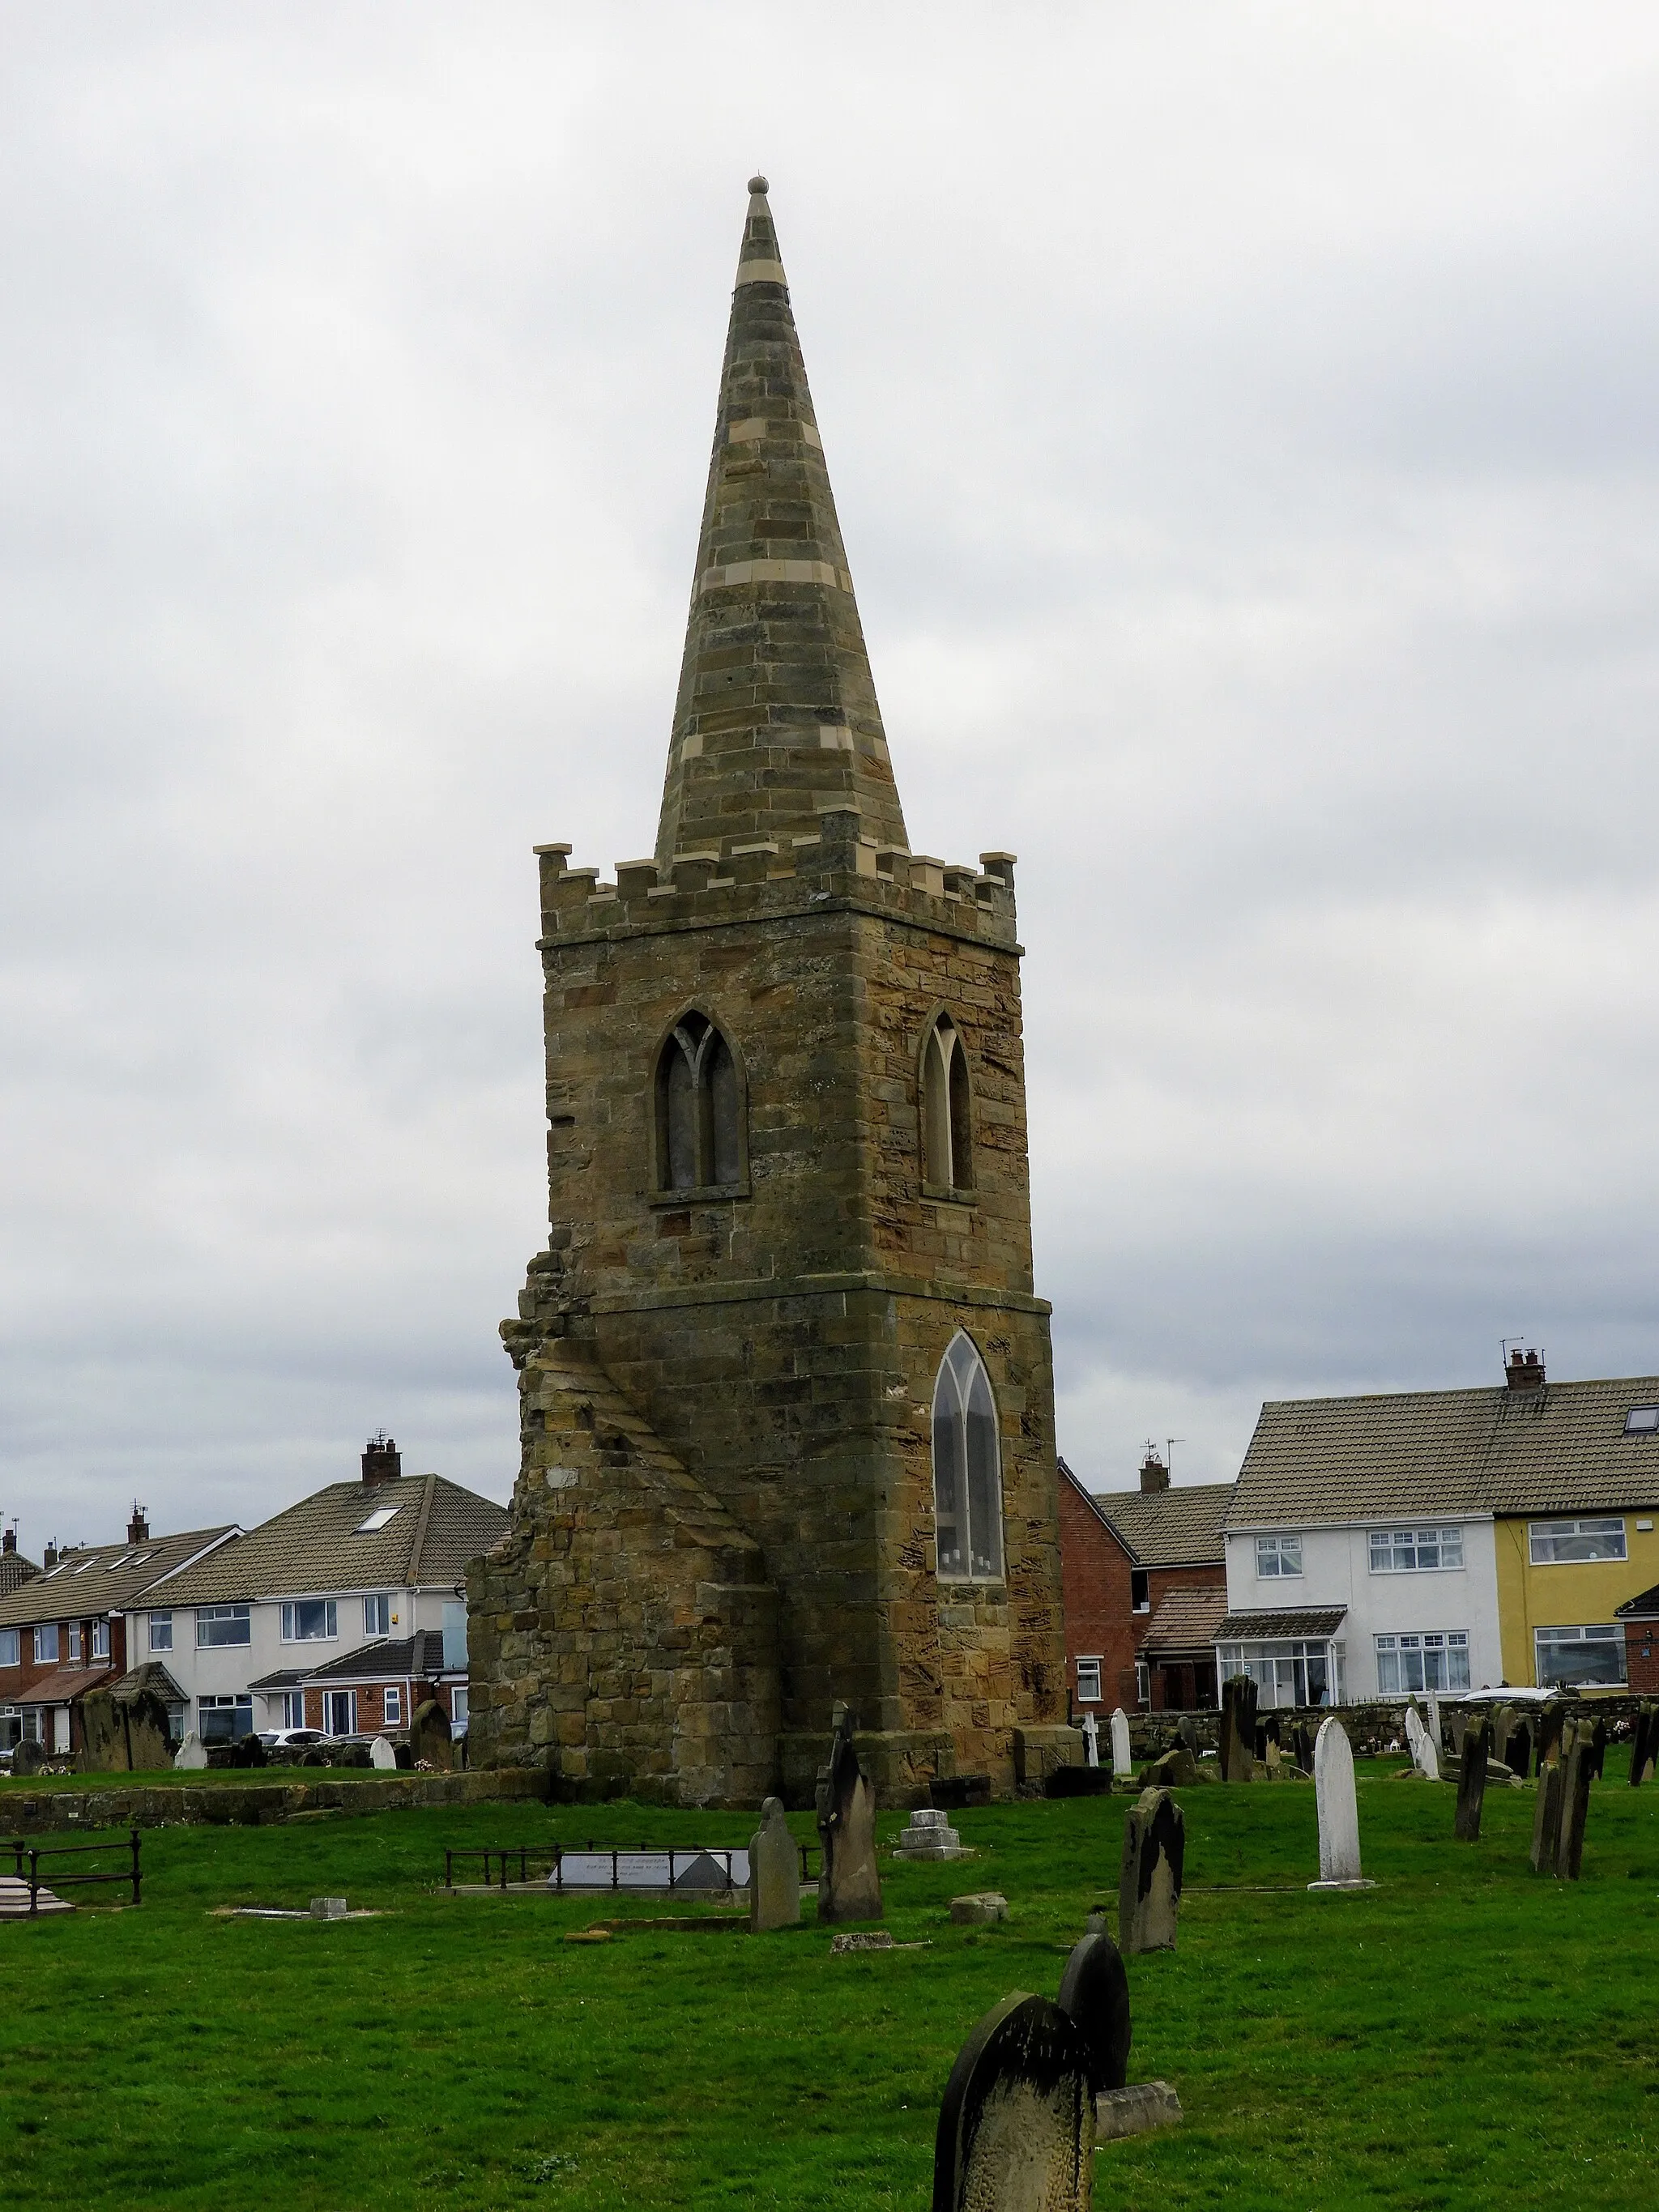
[2, 1528, 14, 1555]
[43, 1541, 58, 1570]
[1139, 1447, 1170, 1494]
[1505, 1349, 1546, 1390]
[128, 1503, 149, 1544]
[362, 1434, 402, 1484]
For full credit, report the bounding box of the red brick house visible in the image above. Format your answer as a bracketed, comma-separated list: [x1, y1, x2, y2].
[1060, 1451, 1234, 1714]
[1618, 1584, 1659, 1695]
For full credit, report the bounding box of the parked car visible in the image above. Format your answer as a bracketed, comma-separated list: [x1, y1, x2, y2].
[257, 1727, 326, 1750]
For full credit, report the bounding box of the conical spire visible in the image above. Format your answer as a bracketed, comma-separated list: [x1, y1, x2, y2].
[655, 177, 909, 863]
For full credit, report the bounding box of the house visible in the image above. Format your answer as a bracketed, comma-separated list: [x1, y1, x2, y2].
[1616, 1584, 1659, 1694]
[1221, 1350, 1659, 1706]
[0, 1527, 41, 1597]
[136, 1438, 507, 1742]
[1058, 1450, 1232, 1715]
[0, 1511, 236, 1754]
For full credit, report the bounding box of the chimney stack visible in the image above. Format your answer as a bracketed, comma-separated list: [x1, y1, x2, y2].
[43, 1541, 58, 1570]
[128, 1503, 149, 1544]
[2, 1527, 15, 1556]
[362, 1434, 402, 1485]
[1505, 1348, 1546, 1392]
[1139, 1445, 1170, 1494]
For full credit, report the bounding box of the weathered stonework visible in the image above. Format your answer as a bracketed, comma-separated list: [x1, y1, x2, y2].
[467, 179, 1068, 1806]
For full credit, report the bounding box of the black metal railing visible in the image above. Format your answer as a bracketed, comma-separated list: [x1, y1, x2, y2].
[441, 1839, 818, 1891]
[6, 1830, 143, 1916]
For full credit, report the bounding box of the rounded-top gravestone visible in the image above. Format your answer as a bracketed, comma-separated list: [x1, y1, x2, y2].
[173, 1730, 207, 1771]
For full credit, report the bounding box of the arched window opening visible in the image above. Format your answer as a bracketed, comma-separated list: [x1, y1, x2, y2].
[921, 1013, 972, 1194]
[655, 1012, 745, 1195]
[932, 1330, 1004, 1582]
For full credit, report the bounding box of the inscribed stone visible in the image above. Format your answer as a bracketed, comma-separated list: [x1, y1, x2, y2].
[748, 1797, 801, 1932]
[1405, 1705, 1439, 1782]
[79, 1690, 126, 1773]
[1056, 1927, 1131, 2093]
[407, 1699, 453, 1771]
[949, 1892, 1009, 1926]
[1555, 1721, 1594, 1881]
[1529, 1760, 1564, 1875]
[122, 1690, 172, 1773]
[1109, 1708, 1132, 1779]
[816, 1707, 883, 1924]
[895, 1808, 966, 1860]
[1119, 1786, 1183, 1953]
[1080, 1713, 1099, 1769]
[369, 1737, 398, 1771]
[1632, 1703, 1658, 1788]
[1454, 1715, 1490, 1842]
[1094, 2082, 1183, 2140]
[1219, 1676, 1257, 1782]
[1310, 1715, 1367, 1888]
[932, 1993, 1093, 2212]
[173, 1731, 207, 1771]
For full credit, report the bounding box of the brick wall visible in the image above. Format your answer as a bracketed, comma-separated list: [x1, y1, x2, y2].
[1627, 1621, 1659, 1694]
[1057, 1473, 1138, 1710]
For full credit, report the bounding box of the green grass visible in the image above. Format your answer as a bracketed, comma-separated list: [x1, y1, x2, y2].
[2, 1758, 1657, 2210]
[2, 1764, 399, 1792]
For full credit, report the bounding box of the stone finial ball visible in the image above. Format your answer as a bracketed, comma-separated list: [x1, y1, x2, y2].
[748, 173, 770, 195]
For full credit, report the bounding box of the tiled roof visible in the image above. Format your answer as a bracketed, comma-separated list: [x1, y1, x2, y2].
[303, 1630, 453, 1682]
[1217, 1606, 1347, 1640]
[112, 1660, 186, 1705]
[15, 1664, 116, 1705]
[1092, 1482, 1234, 1567]
[149, 1476, 508, 1606]
[1616, 1583, 1659, 1621]
[0, 1551, 41, 1596]
[1231, 1375, 1659, 1527]
[0, 1526, 237, 1630]
[1142, 1585, 1230, 1655]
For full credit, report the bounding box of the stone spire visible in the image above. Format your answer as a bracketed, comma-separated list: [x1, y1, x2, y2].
[655, 177, 909, 864]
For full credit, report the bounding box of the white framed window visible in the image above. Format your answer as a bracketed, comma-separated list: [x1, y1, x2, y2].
[324, 1689, 357, 1737]
[198, 1694, 253, 1743]
[196, 1605, 251, 1648]
[1216, 1638, 1336, 1708]
[1529, 1518, 1627, 1565]
[1074, 1657, 1102, 1703]
[1134, 1659, 1150, 1709]
[932, 1331, 1004, 1582]
[149, 1612, 173, 1652]
[0, 1630, 17, 1668]
[66, 1626, 82, 1662]
[92, 1621, 110, 1660]
[33, 1624, 58, 1664]
[280, 1691, 306, 1730]
[1625, 1406, 1659, 1434]
[1374, 1631, 1469, 1694]
[1369, 1526, 1464, 1573]
[1534, 1623, 1626, 1689]
[365, 1594, 390, 1637]
[450, 1686, 468, 1730]
[384, 1686, 402, 1725]
[281, 1600, 338, 1643]
[1255, 1533, 1303, 1579]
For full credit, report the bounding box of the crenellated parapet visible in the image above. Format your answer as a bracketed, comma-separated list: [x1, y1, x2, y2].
[534, 808, 1019, 953]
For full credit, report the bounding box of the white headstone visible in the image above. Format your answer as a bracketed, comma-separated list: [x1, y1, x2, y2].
[1426, 1690, 1442, 1752]
[1309, 1715, 1371, 1889]
[1110, 1708, 1132, 1779]
[1081, 1713, 1100, 1768]
[1405, 1705, 1439, 1782]
[173, 1730, 207, 1770]
[369, 1736, 397, 1770]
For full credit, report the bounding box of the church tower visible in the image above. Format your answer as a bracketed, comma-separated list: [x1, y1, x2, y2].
[467, 180, 1071, 1805]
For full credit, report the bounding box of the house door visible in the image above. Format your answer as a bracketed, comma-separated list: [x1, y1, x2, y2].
[325, 1690, 357, 1737]
[52, 1707, 70, 1754]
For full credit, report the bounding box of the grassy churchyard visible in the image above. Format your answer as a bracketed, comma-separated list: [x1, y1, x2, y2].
[2, 1755, 1657, 2210]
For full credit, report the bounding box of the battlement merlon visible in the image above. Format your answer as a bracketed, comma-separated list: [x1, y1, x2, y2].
[531, 811, 1018, 953]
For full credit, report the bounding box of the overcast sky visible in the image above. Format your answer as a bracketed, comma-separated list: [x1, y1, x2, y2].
[3, 6, 1658, 1549]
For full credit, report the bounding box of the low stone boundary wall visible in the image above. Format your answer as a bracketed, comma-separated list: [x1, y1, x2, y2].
[0, 1767, 549, 1836]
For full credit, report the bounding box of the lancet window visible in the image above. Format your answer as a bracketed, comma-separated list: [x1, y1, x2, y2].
[655, 1011, 744, 1194]
[932, 1330, 1004, 1582]
[920, 1012, 973, 1195]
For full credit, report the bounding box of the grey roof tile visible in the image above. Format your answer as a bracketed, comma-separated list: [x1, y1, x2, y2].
[1091, 1482, 1234, 1567]
[0, 1527, 237, 1629]
[1217, 1606, 1348, 1639]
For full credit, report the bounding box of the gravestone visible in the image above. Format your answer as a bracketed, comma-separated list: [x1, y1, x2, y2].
[1176, 1714, 1201, 1758]
[748, 1797, 801, 1932]
[1529, 1758, 1565, 1875]
[932, 1993, 1093, 2212]
[1426, 1689, 1442, 1750]
[1219, 1675, 1257, 1782]
[949, 1892, 1009, 1925]
[672, 1850, 732, 1890]
[173, 1730, 207, 1771]
[122, 1690, 173, 1772]
[12, 1738, 45, 1777]
[1556, 1720, 1594, 1881]
[1310, 1715, 1369, 1888]
[1405, 1704, 1439, 1781]
[1080, 1712, 1099, 1769]
[309, 1896, 348, 1920]
[1294, 1721, 1316, 1775]
[1119, 1786, 1183, 1952]
[407, 1698, 453, 1772]
[369, 1736, 398, 1771]
[1585, 1716, 1607, 1784]
[1505, 1715, 1533, 1781]
[816, 1705, 883, 1924]
[78, 1690, 126, 1772]
[894, 1808, 967, 1860]
[1109, 1707, 1132, 1779]
[1631, 1703, 1658, 1788]
[1537, 1698, 1568, 1771]
[1056, 1926, 1131, 2094]
[1454, 1715, 1490, 1841]
[1138, 1745, 1198, 1788]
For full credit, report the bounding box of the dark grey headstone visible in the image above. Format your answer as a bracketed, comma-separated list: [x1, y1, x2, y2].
[1219, 1675, 1257, 1782]
[1536, 1699, 1568, 1772]
[1120, 1785, 1183, 1952]
[1454, 1715, 1490, 1842]
[1530, 1759, 1564, 1875]
[932, 1993, 1092, 2212]
[1294, 1721, 1316, 1775]
[78, 1690, 126, 1772]
[1056, 1927, 1132, 2094]
[1505, 1717, 1534, 1781]
[407, 1699, 453, 1771]
[815, 1704, 883, 1924]
[1176, 1715, 1201, 1758]
[1585, 1717, 1607, 1784]
[1556, 1721, 1594, 1881]
[12, 1739, 45, 1776]
[1631, 1703, 1658, 1788]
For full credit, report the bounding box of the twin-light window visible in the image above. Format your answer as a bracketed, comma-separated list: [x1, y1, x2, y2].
[1256, 1534, 1302, 1579]
[197, 1605, 251, 1648]
[282, 1600, 338, 1643]
[1369, 1527, 1464, 1573]
[1529, 1519, 1627, 1565]
[33, 1624, 58, 1663]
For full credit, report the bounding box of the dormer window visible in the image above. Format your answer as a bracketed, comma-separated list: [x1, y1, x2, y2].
[920, 1012, 972, 1197]
[653, 1011, 747, 1197]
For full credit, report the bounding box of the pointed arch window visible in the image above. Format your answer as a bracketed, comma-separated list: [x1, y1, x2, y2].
[920, 1012, 973, 1197]
[653, 1011, 747, 1197]
[932, 1330, 1004, 1582]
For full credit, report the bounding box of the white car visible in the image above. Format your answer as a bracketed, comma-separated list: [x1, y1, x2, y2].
[258, 1727, 326, 1750]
